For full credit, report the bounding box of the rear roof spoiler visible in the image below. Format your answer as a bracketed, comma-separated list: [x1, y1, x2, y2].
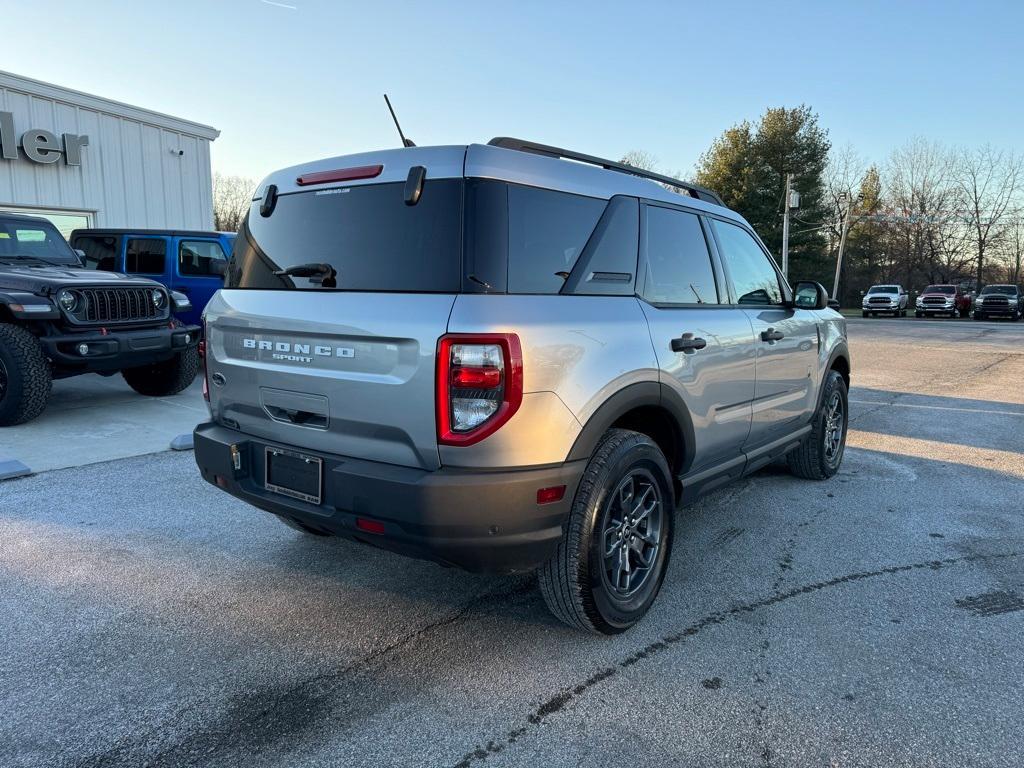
[488, 137, 725, 207]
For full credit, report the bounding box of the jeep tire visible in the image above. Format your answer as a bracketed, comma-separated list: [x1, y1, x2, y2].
[122, 346, 200, 397]
[539, 428, 675, 634]
[0, 323, 52, 426]
[788, 369, 848, 481]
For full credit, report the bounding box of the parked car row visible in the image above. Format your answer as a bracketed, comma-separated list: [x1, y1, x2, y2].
[860, 282, 1022, 320]
[0, 213, 228, 425]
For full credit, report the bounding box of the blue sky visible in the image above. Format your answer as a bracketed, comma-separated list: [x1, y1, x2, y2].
[4, 0, 1021, 181]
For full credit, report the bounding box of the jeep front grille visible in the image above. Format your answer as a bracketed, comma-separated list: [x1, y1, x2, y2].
[80, 287, 161, 323]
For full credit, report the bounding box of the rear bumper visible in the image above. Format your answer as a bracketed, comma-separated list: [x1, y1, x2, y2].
[41, 324, 200, 371]
[193, 422, 585, 574]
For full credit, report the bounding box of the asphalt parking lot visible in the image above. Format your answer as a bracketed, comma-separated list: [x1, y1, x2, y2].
[1, 316, 1022, 768]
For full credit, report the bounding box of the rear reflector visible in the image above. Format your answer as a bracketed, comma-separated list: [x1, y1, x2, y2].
[536, 485, 566, 505]
[296, 164, 384, 186]
[355, 517, 386, 535]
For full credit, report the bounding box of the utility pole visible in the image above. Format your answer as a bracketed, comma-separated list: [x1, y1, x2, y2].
[781, 173, 793, 279]
[832, 192, 862, 301]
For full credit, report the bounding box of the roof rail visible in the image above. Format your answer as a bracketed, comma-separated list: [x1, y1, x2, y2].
[487, 137, 725, 207]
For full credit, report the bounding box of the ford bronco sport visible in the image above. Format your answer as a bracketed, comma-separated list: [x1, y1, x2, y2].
[0, 212, 200, 425]
[194, 138, 851, 633]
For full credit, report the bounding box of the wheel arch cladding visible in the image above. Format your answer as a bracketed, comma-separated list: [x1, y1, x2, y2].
[566, 381, 694, 481]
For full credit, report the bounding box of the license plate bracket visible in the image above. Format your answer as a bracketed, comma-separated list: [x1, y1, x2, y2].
[265, 446, 323, 505]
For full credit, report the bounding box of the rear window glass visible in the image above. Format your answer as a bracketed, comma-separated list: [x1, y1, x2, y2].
[507, 186, 605, 294]
[179, 240, 227, 277]
[230, 180, 464, 292]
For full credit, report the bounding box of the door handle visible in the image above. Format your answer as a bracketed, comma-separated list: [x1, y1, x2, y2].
[671, 334, 707, 353]
[761, 328, 784, 342]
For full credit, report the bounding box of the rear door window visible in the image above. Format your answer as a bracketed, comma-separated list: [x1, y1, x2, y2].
[179, 239, 227, 276]
[641, 205, 719, 305]
[507, 186, 605, 294]
[125, 238, 167, 275]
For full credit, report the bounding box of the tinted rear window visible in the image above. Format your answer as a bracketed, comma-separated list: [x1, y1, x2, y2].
[229, 180, 463, 292]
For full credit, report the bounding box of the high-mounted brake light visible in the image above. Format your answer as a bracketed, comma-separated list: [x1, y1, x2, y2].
[295, 164, 383, 186]
[436, 333, 523, 446]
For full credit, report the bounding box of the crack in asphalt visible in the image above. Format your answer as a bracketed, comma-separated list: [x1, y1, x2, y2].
[450, 550, 1022, 768]
[63, 579, 534, 768]
[749, 507, 828, 763]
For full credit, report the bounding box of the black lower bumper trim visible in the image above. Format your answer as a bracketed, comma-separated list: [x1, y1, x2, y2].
[193, 422, 586, 574]
[41, 324, 200, 371]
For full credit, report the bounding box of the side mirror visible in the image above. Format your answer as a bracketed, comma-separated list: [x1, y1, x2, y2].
[793, 281, 829, 310]
[210, 260, 227, 278]
[73, 248, 86, 267]
[170, 290, 192, 314]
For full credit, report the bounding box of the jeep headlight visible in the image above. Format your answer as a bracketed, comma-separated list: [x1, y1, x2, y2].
[151, 289, 167, 309]
[57, 289, 78, 313]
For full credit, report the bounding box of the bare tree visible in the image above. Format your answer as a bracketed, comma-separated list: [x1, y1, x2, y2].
[998, 210, 1024, 284]
[886, 138, 970, 285]
[620, 150, 659, 172]
[213, 173, 257, 233]
[956, 144, 1022, 289]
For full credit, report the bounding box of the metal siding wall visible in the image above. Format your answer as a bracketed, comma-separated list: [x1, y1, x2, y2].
[0, 81, 215, 229]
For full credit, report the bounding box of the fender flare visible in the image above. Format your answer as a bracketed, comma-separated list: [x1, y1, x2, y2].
[565, 381, 696, 475]
[818, 341, 851, 412]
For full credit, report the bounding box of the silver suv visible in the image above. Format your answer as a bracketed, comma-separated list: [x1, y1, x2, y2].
[194, 138, 851, 633]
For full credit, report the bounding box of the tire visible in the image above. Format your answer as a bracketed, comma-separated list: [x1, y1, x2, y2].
[787, 369, 848, 481]
[122, 346, 200, 396]
[915, 311, 923, 318]
[538, 428, 675, 635]
[861, 311, 869, 318]
[0, 323, 52, 426]
[974, 313, 984, 321]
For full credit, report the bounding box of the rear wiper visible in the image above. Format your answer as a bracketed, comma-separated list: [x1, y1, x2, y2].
[274, 262, 337, 287]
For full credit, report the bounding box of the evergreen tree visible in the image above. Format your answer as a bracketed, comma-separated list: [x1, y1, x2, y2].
[696, 106, 831, 282]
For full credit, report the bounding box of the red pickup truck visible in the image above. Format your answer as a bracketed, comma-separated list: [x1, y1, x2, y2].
[915, 285, 972, 318]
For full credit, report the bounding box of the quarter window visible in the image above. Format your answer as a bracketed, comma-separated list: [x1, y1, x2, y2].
[712, 220, 783, 305]
[642, 205, 719, 305]
[507, 185, 605, 294]
[125, 239, 166, 275]
[179, 240, 227, 276]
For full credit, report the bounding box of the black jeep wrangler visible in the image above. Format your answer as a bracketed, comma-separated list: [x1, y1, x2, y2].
[0, 212, 201, 426]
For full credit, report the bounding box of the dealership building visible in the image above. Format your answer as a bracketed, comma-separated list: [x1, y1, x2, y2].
[0, 70, 219, 237]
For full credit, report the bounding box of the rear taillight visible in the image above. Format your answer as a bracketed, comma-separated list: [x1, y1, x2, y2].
[436, 333, 523, 446]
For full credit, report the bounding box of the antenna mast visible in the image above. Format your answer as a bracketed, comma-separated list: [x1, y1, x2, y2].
[384, 94, 415, 147]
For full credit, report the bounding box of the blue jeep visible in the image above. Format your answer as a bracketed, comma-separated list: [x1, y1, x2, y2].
[70, 229, 235, 325]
